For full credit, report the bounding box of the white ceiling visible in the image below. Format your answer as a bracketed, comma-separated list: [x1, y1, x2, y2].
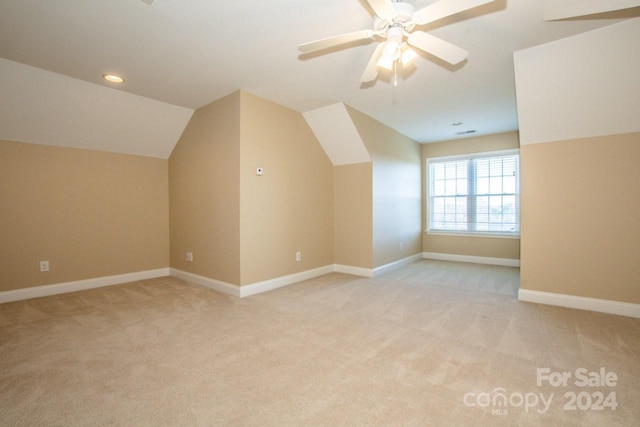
[1, 0, 638, 156]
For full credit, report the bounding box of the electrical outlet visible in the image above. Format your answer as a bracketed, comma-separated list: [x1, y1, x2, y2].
[399, 241, 404, 250]
[185, 251, 193, 262]
[296, 251, 302, 262]
[40, 260, 49, 272]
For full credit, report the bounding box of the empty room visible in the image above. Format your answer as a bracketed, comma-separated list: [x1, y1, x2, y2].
[1, 0, 639, 425]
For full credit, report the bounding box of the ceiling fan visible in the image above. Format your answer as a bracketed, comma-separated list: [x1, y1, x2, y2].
[298, 0, 496, 84]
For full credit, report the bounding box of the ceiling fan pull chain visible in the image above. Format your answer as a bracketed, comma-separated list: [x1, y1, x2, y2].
[393, 60, 398, 87]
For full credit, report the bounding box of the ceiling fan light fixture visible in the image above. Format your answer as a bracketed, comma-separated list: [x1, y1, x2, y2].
[400, 44, 418, 67]
[377, 54, 395, 71]
[382, 25, 404, 61]
[382, 40, 402, 60]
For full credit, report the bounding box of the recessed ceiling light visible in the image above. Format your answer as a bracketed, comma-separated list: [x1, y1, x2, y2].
[103, 74, 125, 83]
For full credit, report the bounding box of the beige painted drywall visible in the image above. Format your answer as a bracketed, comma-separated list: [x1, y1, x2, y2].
[169, 92, 241, 285]
[520, 132, 640, 304]
[0, 140, 169, 292]
[239, 92, 333, 285]
[421, 131, 521, 260]
[170, 90, 333, 286]
[334, 162, 373, 269]
[346, 106, 422, 268]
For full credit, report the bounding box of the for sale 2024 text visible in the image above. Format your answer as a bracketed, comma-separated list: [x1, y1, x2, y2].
[537, 367, 618, 411]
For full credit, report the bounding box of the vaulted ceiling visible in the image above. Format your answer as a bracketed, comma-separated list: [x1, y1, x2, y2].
[1, 0, 638, 158]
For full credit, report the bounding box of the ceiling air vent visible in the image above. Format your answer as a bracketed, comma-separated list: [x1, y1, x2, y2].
[456, 129, 477, 135]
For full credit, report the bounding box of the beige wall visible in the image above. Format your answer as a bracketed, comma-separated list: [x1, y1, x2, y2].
[6, 91, 531, 296]
[421, 131, 521, 260]
[0, 140, 169, 292]
[346, 107, 422, 268]
[169, 92, 241, 285]
[239, 92, 333, 285]
[169, 91, 334, 286]
[520, 132, 640, 304]
[334, 162, 373, 269]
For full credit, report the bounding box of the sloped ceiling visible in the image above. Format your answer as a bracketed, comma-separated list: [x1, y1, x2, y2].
[543, 0, 640, 20]
[514, 18, 640, 145]
[0, 59, 192, 159]
[1, 0, 638, 158]
[304, 104, 371, 166]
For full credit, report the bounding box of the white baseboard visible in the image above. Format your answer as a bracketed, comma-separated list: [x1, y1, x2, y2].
[6, 263, 635, 320]
[170, 265, 335, 298]
[334, 254, 424, 278]
[239, 265, 334, 297]
[169, 268, 240, 297]
[373, 253, 424, 276]
[0, 268, 170, 304]
[422, 252, 520, 267]
[518, 289, 640, 319]
[172, 263, 385, 298]
[334, 264, 372, 278]
[2, 264, 358, 304]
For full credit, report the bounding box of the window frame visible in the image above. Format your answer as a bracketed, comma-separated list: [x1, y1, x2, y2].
[425, 149, 520, 239]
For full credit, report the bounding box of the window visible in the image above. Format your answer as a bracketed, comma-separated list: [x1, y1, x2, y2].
[427, 150, 519, 236]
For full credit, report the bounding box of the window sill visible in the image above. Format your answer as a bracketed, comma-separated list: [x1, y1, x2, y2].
[425, 230, 520, 239]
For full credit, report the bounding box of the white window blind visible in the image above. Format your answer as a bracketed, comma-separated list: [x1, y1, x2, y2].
[427, 150, 520, 236]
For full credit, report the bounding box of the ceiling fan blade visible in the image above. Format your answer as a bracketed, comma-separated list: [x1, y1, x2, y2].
[407, 31, 468, 65]
[361, 44, 385, 83]
[413, 0, 495, 26]
[543, 0, 640, 20]
[298, 30, 375, 53]
[366, 0, 398, 21]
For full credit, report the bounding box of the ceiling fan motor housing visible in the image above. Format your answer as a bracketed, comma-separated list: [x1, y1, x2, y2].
[373, 2, 416, 32]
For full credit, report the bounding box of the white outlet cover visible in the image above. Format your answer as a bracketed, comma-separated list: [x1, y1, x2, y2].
[256, 167, 264, 176]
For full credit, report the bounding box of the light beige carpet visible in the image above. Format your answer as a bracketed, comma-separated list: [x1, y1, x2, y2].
[1, 260, 638, 426]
